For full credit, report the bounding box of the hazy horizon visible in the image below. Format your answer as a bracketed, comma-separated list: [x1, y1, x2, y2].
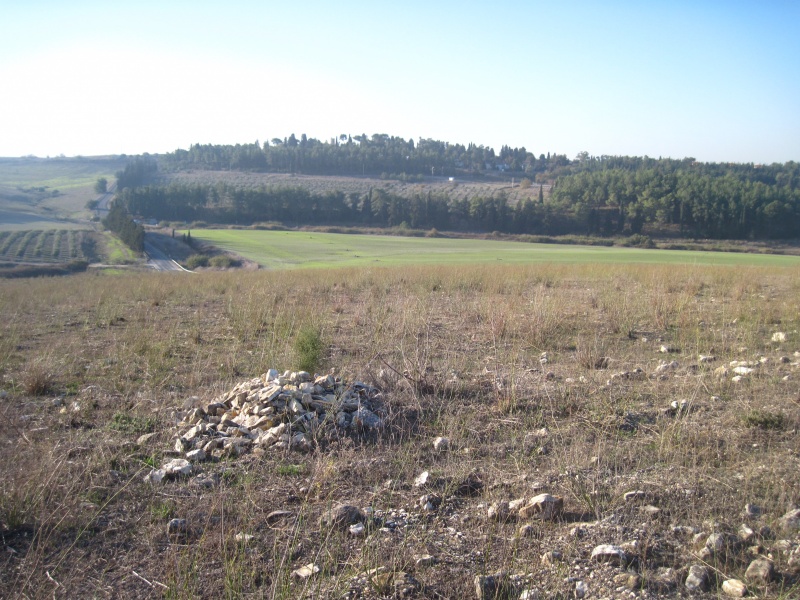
[1, 1, 798, 164]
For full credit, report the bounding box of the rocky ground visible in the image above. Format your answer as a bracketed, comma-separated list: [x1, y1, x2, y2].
[130, 355, 800, 599]
[1, 266, 799, 598]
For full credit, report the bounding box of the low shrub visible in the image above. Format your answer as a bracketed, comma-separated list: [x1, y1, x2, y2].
[185, 254, 209, 269]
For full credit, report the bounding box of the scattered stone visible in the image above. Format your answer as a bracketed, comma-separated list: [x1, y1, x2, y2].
[193, 473, 220, 488]
[415, 554, 436, 567]
[136, 432, 157, 445]
[668, 399, 691, 415]
[518, 493, 563, 521]
[744, 504, 762, 519]
[616, 573, 642, 590]
[640, 505, 661, 518]
[655, 360, 679, 374]
[590, 544, 627, 566]
[706, 532, 740, 558]
[292, 563, 320, 579]
[541, 550, 563, 564]
[745, 558, 774, 584]
[167, 518, 188, 536]
[739, 524, 755, 543]
[186, 448, 206, 462]
[624, 490, 648, 502]
[419, 494, 441, 512]
[414, 471, 430, 487]
[371, 571, 420, 595]
[474, 572, 516, 600]
[265, 510, 293, 524]
[145, 458, 192, 484]
[321, 503, 364, 529]
[772, 332, 787, 343]
[488, 501, 511, 522]
[699, 354, 716, 363]
[433, 436, 450, 451]
[234, 532, 254, 543]
[778, 508, 800, 531]
[518, 524, 535, 538]
[685, 565, 710, 592]
[349, 522, 365, 536]
[574, 580, 588, 598]
[721, 578, 747, 597]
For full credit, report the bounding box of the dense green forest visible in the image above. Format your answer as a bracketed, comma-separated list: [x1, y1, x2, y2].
[116, 137, 800, 240]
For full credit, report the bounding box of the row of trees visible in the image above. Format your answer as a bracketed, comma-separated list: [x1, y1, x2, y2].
[118, 182, 574, 235]
[159, 135, 570, 179]
[102, 202, 144, 252]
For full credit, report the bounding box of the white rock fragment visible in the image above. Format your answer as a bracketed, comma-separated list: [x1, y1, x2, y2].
[721, 578, 747, 597]
[415, 554, 436, 567]
[292, 563, 320, 579]
[685, 565, 710, 592]
[414, 471, 430, 487]
[772, 332, 787, 343]
[432, 436, 450, 451]
[590, 544, 627, 566]
[186, 448, 206, 462]
[518, 494, 564, 520]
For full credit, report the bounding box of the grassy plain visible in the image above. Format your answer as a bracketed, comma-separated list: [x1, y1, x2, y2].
[186, 229, 800, 269]
[1, 261, 799, 598]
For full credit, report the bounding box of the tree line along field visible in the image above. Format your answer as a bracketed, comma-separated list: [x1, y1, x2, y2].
[0, 229, 96, 264]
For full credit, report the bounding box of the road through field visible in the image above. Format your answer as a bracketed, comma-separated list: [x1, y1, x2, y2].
[143, 236, 192, 272]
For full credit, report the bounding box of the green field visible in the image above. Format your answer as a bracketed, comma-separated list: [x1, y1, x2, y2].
[186, 229, 800, 269]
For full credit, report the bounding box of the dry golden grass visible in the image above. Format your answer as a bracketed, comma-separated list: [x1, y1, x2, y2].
[1, 263, 799, 598]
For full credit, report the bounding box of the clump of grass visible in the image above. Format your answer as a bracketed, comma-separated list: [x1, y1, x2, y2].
[21, 361, 56, 395]
[295, 324, 324, 373]
[276, 464, 305, 477]
[742, 409, 785, 430]
[109, 412, 156, 434]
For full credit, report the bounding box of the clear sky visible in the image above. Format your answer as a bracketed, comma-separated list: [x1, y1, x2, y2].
[1, 1, 798, 164]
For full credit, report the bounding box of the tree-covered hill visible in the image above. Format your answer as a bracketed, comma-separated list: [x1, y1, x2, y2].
[117, 136, 799, 240]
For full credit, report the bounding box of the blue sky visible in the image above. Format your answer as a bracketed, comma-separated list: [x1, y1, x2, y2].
[1, 1, 798, 163]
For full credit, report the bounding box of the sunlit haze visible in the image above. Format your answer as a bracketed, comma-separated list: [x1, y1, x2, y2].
[2, 1, 798, 163]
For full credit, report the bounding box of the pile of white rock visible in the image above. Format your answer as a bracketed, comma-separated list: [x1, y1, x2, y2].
[147, 370, 385, 481]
